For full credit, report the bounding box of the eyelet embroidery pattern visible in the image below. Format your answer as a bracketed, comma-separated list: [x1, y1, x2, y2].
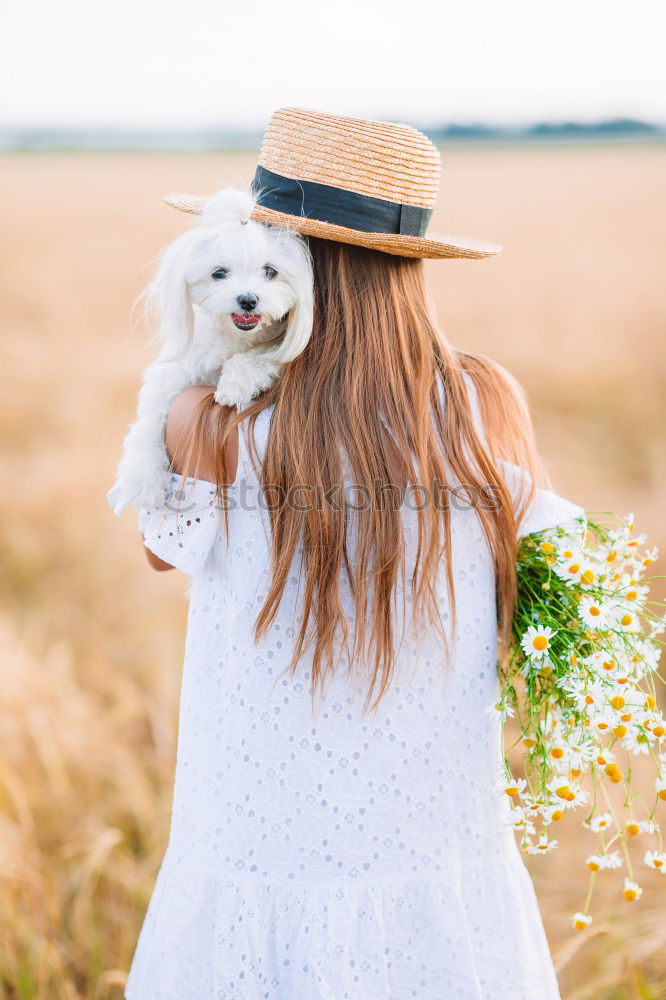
[138, 475, 222, 576]
[124, 378, 580, 999]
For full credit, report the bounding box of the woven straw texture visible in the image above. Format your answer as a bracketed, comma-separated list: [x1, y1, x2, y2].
[164, 107, 501, 259]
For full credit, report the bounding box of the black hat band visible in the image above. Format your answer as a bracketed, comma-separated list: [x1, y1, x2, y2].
[251, 165, 433, 238]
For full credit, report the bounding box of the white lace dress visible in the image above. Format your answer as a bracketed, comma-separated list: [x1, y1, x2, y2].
[107, 380, 584, 1000]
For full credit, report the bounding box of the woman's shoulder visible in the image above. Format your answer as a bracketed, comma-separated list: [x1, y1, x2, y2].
[166, 386, 238, 485]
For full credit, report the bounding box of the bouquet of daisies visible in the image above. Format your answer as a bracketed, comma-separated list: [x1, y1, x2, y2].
[494, 511, 665, 930]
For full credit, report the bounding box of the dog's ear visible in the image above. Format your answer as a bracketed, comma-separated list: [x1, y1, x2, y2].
[146, 230, 201, 363]
[273, 293, 314, 364]
[269, 239, 314, 365]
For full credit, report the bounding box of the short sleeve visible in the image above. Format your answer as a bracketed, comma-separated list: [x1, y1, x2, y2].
[499, 460, 586, 541]
[107, 473, 222, 575]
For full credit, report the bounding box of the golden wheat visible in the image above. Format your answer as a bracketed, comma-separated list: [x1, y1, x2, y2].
[0, 146, 664, 999]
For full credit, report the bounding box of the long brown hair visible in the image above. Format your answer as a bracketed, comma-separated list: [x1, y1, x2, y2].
[178, 236, 550, 713]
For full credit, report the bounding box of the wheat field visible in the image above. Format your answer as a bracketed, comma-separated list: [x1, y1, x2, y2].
[1, 145, 665, 999]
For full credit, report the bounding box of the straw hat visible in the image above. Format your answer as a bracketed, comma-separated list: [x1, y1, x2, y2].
[164, 107, 501, 260]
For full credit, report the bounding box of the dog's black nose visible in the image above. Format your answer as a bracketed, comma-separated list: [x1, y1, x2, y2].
[236, 293, 258, 313]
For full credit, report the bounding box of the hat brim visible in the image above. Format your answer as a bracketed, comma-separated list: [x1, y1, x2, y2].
[163, 193, 501, 260]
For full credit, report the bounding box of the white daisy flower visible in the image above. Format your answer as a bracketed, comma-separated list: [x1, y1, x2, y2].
[547, 777, 587, 808]
[560, 677, 604, 713]
[563, 785, 588, 809]
[617, 576, 649, 603]
[565, 740, 597, 770]
[570, 912, 592, 930]
[554, 551, 585, 582]
[586, 812, 613, 833]
[582, 650, 618, 678]
[522, 794, 547, 818]
[636, 639, 661, 670]
[510, 808, 536, 837]
[639, 819, 658, 834]
[485, 700, 515, 723]
[501, 776, 527, 799]
[640, 545, 659, 569]
[527, 833, 558, 854]
[586, 851, 622, 871]
[622, 878, 643, 901]
[622, 727, 651, 755]
[612, 606, 642, 633]
[540, 802, 566, 823]
[593, 748, 616, 768]
[577, 595, 609, 629]
[646, 716, 666, 740]
[589, 711, 615, 736]
[644, 851, 666, 872]
[520, 624, 556, 660]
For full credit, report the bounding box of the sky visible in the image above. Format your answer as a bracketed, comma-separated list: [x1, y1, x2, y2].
[2, 0, 665, 129]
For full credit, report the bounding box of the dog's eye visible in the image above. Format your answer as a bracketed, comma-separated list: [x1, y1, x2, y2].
[263, 265, 278, 281]
[211, 268, 228, 280]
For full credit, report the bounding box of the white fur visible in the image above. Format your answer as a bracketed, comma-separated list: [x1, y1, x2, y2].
[109, 187, 313, 513]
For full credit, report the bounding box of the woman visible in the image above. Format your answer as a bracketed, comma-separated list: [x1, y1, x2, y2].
[118, 108, 583, 999]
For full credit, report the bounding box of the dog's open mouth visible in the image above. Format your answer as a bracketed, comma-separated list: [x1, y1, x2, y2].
[231, 313, 262, 331]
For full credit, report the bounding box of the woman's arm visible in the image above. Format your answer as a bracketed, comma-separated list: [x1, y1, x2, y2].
[142, 385, 237, 570]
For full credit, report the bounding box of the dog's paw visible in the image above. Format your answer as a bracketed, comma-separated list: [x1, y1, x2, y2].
[108, 464, 174, 514]
[214, 353, 280, 408]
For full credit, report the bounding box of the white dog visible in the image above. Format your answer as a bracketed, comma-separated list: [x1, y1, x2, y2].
[108, 187, 314, 514]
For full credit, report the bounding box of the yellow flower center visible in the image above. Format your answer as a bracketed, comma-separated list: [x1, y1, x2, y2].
[645, 696, 656, 710]
[532, 636, 548, 651]
[555, 785, 571, 799]
[541, 542, 555, 554]
[611, 696, 625, 710]
[613, 725, 627, 738]
[587, 860, 600, 871]
[621, 614, 633, 626]
[581, 570, 595, 585]
[588, 605, 601, 617]
[551, 747, 564, 759]
[568, 563, 581, 574]
[552, 810, 564, 821]
[626, 823, 640, 836]
[653, 726, 665, 738]
[623, 888, 638, 901]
